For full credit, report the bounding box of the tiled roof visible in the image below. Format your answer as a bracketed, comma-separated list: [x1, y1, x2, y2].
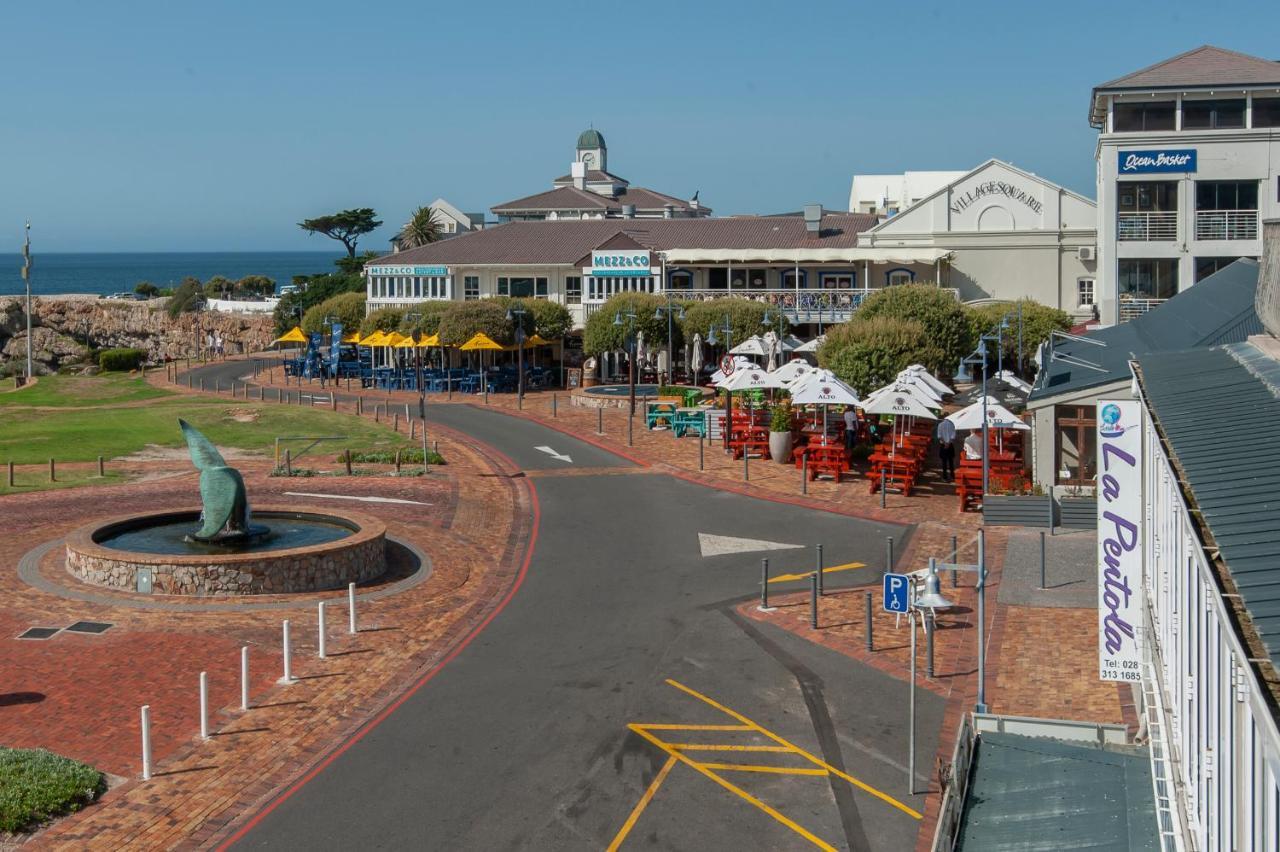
[369, 213, 877, 267]
[552, 169, 628, 184]
[491, 184, 705, 214]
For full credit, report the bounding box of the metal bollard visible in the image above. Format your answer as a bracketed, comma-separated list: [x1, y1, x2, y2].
[348, 582, 357, 634]
[394, 413, 400, 432]
[699, 433, 704, 471]
[810, 573, 819, 629]
[7, 461, 13, 487]
[98, 455, 104, 477]
[628, 411, 633, 446]
[140, 705, 152, 780]
[284, 449, 292, 477]
[886, 536, 894, 571]
[345, 449, 353, 475]
[597, 406, 604, 435]
[49, 458, 55, 482]
[801, 452, 807, 494]
[374, 406, 380, 422]
[331, 393, 337, 411]
[357, 396, 363, 415]
[394, 449, 402, 473]
[865, 591, 873, 651]
[317, 602, 327, 659]
[410, 419, 416, 440]
[240, 646, 250, 710]
[760, 558, 771, 610]
[1039, 530, 1047, 589]
[552, 393, 557, 417]
[880, 469, 886, 508]
[200, 378, 206, 392]
[280, 620, 294, 683]
[743, 446, 749, 481]
[199, 671, 209, 739]
[951, 535, 959, 587]
[926, 611, 935, 678]
[816, 544, 824, 595]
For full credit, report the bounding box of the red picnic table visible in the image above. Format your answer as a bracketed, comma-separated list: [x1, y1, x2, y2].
[795, 441, 849, 481]
[956, 467, 983, 512]
[728, 425, 770, 460]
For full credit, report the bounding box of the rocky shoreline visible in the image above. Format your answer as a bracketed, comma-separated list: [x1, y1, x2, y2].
[0, 296, 276, 374]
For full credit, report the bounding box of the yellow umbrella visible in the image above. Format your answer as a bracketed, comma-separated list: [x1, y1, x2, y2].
[460, 332, 504, 351]
[274, 326, 307, 344]
[341, 331, 361, 344]
[360, 330, 387, 347]
[384, 331, 406, 347]
[525, 334, 554, 347]
[394, 335, 417, 349]
[417, 333, 439, 348]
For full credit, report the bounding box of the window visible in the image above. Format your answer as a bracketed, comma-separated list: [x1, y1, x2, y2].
[885, 268, 915, 286]
[781, 269, 807, 289]
[1113, 100, 1176, 131]
[497, 277, 509, 296]
[535, 278, 548, 298]
[1183, 98, 1245, 129]
[565, 276, 582, 305]
[1118, 259, 1179, 299]
[707, 268, 728, 290]
[1196, 181, 1258, 211]
[1054, 405, 1096, 486]
[464, 275, 479, 300]
[1077, 278, 1095, 307]
[668, 270, 693, 290]
[747, 268, 768, 289]
[819, 272, 854, 289]
[1254, 96, 1280, 128]
[1118, 181, 1178, 212]
[1195, 257, 1248, 282]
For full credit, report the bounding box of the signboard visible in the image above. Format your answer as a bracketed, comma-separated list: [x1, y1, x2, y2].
[1097, 399, 1144, 682]
[328, 322, 343, 378]
[367, 265, 448, 276]
[1117, 149, 1196, 175]
[566, 368, 582, 389]
[591, 250, 652, 278]
[883, 573, 910, 613]
[302, 332, 323, 379]
[719, 355, 735, 376]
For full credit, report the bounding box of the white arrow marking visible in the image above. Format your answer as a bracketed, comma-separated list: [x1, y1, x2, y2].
[534, 446, 574, 463]
[698, 533, 805, 558]
[284, 492, 432, 506]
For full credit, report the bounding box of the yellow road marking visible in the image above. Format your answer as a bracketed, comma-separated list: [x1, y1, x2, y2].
[667, 744, 793, 752]
[634, 723, 753, 731]
[606, 754, 677, 852]
[628, 724, 838, 851]
[665, 678, 923, 820]
[695, 763, 829, 776]
[768, 562, 866, 583]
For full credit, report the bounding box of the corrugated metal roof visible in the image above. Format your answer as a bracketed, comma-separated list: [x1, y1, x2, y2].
[1137, 343, 1280, 667]
[957, 732, 1157, 851]
[1031, 259, 1261, 403]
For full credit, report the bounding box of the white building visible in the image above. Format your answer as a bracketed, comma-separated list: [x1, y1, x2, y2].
[849, 170, 964, 218]
[389, 198, 486, 251]
[856, 159, 1098, 318]
[1091, 45, 1280, 325]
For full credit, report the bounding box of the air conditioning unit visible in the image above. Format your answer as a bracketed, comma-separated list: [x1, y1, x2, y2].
[1078, 246, 1096, 261]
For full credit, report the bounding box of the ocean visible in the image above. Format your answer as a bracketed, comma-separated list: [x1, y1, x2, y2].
[0, 251, 344, 297]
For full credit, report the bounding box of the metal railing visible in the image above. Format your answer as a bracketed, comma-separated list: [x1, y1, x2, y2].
[1194, 209, 1258, 242]
[1119, 297, 1168, 322]
[1117, 211, 1177, 241]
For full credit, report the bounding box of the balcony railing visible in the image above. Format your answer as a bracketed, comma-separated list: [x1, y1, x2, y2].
[1194, 209, 1258, 242]
[1117, 211, 1177, 241]
[1119, 297, 1167, 322]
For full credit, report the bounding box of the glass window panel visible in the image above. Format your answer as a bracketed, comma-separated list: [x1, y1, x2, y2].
[565, 276, 581, 305]
[1184, 98, 1246, 129]
[1114, 101, 1175, 131]
[1254, 97, 1280, 128]
[497, 277, 509, 296]
[535, 278, 548, 298]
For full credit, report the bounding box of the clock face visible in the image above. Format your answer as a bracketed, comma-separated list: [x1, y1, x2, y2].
[581, 153, 595, 168]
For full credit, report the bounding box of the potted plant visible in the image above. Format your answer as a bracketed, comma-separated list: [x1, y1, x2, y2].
[769, 401, 793, 464]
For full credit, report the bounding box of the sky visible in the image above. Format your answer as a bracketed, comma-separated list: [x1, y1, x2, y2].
[3, 0, 1278, 252]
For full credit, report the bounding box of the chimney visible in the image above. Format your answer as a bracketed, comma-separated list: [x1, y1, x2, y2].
[803, 203, 823, 234]
[663, 203, 674, 219]
[622, 204, 636, 219]
[571, 161, 586, 191]
[1256, 218, 1280, 337]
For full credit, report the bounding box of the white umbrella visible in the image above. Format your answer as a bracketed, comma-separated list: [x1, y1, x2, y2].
[779, 334, 806, 352]
[946, 397, 1029, 431]
[762, 331, 780, 371]
[730, 335, 768, 356]
[710, 355, 756, 385]
[904, 364, 955, 396]
[790, 374, 860, 406]
[860, 385, 939, 419]
[892, 370, 944, 405]
[635, 330, 646, 370]
[795, 335, 825, 353]
[995, 370, 1032, 395]
[690, 333, 704, 376]
[768, 358, 813, 386]
[717, 365, 786, 391]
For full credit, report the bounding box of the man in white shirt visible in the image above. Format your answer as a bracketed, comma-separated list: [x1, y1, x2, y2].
[843, 406, 858, 454]
[936, 418, 957, 481]
[963, 429, 984, 461]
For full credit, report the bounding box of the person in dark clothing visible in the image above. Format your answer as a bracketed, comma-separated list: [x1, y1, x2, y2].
[936, 418, 957, 482]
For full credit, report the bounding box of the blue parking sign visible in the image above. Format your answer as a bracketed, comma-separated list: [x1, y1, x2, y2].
[883, 572, 910, 613]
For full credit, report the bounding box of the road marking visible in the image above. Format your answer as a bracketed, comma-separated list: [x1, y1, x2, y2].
[635, 723, 753, 731]
[768, 562, 867, 583]
[697, 763, 829, 776]
[698, 533, 804, 558]
[606, 754, 677, 852]
[283, 492, 432, 506]
[533, 445, 573, 463]
[667, 744, 793, 752]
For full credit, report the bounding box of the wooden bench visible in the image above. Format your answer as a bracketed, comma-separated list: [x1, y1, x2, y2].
[869, 466, 916, 496]
[646, 400, 679, 430]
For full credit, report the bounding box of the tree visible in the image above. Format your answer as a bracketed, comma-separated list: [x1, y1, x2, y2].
[236, 275, 277, 298]
[203, 275, 236, 299]
[817, 316, 945, 396]
[855, 284, 972, 371]
[399, 206, 443, 250]
[398, 301, 454, 337]
[437, 300, 515, 347]
[302, 292, 367, 334]
[681, 297, 781, 349]
[298, 208, 382, 257]
[272, 269, 365, 334]
[334, 251, 379, 276]
[166, 277, 205, 318]
[359, 307, 407, 336]
[582, 293, 669, 356]
[965, 299, 1071, 376]
[134, 281, 159, 298]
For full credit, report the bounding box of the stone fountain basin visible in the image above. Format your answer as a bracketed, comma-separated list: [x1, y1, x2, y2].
[65, 507, 387, 596]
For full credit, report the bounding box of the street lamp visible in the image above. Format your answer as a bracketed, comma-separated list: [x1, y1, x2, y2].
[706, 314, 734, 448]
[507, 306, 529, 402]
[612, 309, 638, 414]
[653, 299, 684, 386]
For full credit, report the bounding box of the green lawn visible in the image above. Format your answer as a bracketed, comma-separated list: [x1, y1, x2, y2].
[0, 373, 170, 407]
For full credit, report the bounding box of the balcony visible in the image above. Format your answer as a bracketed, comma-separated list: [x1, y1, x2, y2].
[583, 287, 960, 325]
[1194, 210, 1258, 242]
[1116, 212, 1177, 242]
[1119, 297, 1167, 322]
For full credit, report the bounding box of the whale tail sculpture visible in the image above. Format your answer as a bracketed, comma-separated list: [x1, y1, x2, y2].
[179, 418, 259, 542]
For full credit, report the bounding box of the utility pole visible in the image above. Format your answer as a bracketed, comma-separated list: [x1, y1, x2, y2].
[21, 222, 33, 381]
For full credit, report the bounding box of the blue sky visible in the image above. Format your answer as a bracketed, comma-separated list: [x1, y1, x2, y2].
[3, 0, 1278, 252]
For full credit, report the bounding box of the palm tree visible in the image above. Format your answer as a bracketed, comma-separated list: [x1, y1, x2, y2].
[399, 206, 443, 249]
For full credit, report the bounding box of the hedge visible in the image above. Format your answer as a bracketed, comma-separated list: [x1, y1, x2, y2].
[966, 299, 1071, 372]
[817, 316, 945, 396]
[681, 298, 781, 348]
[854, 284, 972, 370]
[98, 348, 146, 372]
[582, 292, 670, 356]
[398, 301, 453, 337]
[358, 307, 407, 336]
[302, 292, 367, 334]
[437, 299, 514, 347]
[0, 747, 106, 833]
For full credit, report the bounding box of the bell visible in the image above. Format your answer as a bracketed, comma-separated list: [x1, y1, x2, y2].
[914, 561, 954, 610]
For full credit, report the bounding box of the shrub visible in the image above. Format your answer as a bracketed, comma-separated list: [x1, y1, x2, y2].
[165, 277, 204, 318]
[133, 281, 158, 298]
[520, 298, 573, 341]
[302, 292, 367, 334]
[272, 267, 365, 334]
[344, 448, 446, 465]
[398, 301, 452, 337]
[682, 297, 781, 349]
[855, 284, 971, 370]
[817, 316, 944, 396]
[0, 747, 106, 833]
[770, 401, 793, 432]
[359, 307, 406, 336]
[202, 275, 237, 299]
[235, 274, 276, 298]
[98, 348, 147, 371]
[437, 299, 514, 347]
[582, 292, 668, 356]
[965, 299, 1071, 374]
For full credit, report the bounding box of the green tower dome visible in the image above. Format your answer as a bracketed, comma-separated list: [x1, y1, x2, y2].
[576, 128, 606, 150]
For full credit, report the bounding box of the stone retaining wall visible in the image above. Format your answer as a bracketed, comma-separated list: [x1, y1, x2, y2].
[64, 508, 386, 596]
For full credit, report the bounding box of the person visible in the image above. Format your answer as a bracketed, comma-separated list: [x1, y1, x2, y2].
[963, 429, 984, 461]
[936, 417, 957, 482]
[843, 406, 858, 454]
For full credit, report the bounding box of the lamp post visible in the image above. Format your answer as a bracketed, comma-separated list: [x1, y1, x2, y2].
[910, 559, 955, 794]
[21, 222, 33, 382]
[653, 299, 684, 386]
[706, 314, 734, 449]
[613, 309, 638, 414]
[507, 306, 529, 402]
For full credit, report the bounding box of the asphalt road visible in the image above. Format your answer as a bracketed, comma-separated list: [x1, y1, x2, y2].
[188, 361, 942, 851]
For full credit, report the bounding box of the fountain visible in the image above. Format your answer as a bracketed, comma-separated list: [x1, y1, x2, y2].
[64, 420, 387, 595]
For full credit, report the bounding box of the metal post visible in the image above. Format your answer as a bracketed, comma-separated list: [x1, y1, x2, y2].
[199, 671, 209, 739]
[7, 461, 13, 487]
[951, 535, 958, 588]
[699, 432, 704, 470]
[886, 536, 894, 571]
[280, 619, 294, 684]
[810, 572, 819, 629]
[628, 410, 633, 447]
[200, 378, 205, 392]
[344, 449, 353, 475]
[552, 393, 557, 418]
[801, 452, 807, 494]
[976, 529, 988, 712]
[815, 544, 824, 595]
[1049, 491, 1055, 536]
[1039, 530, 1047, 589]
[394, 412, 400, 432]
[317, 602, 327, 659]
[760, 558, 771, 610]
[140, 705, 152, 780]
[240, 646, 249, 710]
[908, 611, 916, 795]
[284, 449, 292, 477]
[48, 458, 54, 482]
[597, 406, 604, 435]
[864, 591, 873, 651]
[1017, 302, 1024, 375]
[880, 469, 886, 508]
[743, 444, 749, 481]
[348, 582, 357, 634]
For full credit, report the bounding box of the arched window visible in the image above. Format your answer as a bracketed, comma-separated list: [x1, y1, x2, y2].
[781, 269, 808, 289]
[885, 267, 916, 287]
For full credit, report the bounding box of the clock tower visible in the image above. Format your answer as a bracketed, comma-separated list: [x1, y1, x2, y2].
[575, 128, 607, 173]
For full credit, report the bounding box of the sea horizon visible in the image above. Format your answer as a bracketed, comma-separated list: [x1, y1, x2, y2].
[0, 250, 347, 297]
